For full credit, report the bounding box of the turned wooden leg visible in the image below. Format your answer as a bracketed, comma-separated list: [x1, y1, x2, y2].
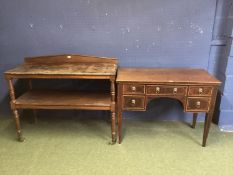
[192, 113, 198, 128]
[13, 109, 25, 142]
[111, 111, 116, 143]
[7, 78, 25, 142]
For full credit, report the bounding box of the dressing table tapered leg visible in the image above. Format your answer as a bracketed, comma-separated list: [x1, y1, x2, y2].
[202, 87, 218, 147]
[118, 110, 122, 144]
[117, 84, 123, 144]
[192, 113, 198, 128]
[202, 112, 211, 147]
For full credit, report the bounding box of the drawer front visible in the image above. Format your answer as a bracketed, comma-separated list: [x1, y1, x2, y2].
[188, 86, 213, 96]
[186, 97, 211, 111]
[123, 84, 145, 94]
[147, 85, 187, 96]
[123, 96, 145, 110]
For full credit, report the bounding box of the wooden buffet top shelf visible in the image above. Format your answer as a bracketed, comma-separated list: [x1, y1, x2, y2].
[5, 54, 118, 79]
[5, 63, 117, 77]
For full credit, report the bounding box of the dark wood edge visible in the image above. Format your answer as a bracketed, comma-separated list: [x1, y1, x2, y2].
[4, 74, 113, 80]
[14, 104, 111, 110]
[116, 82, 221, 85]
[185, 109, 210, 112]
[187, 95, 213, 97]
[122, 108, 146, 111]
[24, 54, 118, 64]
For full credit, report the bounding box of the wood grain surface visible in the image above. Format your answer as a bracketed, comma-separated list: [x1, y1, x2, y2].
[5, 63, 117, 76]
[117, 68, 221, 84]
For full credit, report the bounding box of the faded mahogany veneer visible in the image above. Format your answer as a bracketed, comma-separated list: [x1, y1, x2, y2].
[116, 68, 221, 147]
[4, 54, 118, 143]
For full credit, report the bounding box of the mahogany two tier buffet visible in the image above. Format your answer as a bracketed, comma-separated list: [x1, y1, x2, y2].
[4, 54, 118, 143]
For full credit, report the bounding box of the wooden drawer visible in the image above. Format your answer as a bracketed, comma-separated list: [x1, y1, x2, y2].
[188, 86, 213, 96]
[186, 97, 211, 111]
[123, 84, 145, 94]
[146, 85, 187, 96]
[123, 96, 145, 110]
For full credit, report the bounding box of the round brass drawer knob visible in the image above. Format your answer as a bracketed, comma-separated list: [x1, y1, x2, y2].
[196, 101, 201, 108]
[198, 88, 203, 94]
[173, 87, 178, 94]
[156, 87, 160, 93]
[131, 86, 136, 91]
[131, 99, 136, 104]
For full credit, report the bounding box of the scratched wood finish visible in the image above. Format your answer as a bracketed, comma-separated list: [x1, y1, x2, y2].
[5, 63, 117, 76]
[117, 68, 221, 147]
[4, 54, 118, 143]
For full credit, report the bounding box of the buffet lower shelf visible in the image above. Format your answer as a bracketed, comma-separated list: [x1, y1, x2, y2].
[15, 90, 111, 110]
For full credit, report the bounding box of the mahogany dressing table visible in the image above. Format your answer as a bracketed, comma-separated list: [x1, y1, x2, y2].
[116, 68, 221, 147]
